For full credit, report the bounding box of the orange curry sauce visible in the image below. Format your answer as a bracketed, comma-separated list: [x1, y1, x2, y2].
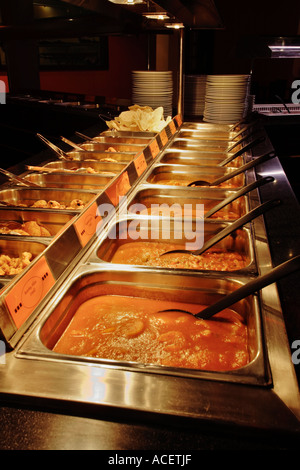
[53, 296, 249, 371]
[110, 241, 247, 271]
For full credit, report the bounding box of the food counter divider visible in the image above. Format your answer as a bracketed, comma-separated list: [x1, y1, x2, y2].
[0, 115, 300, 435]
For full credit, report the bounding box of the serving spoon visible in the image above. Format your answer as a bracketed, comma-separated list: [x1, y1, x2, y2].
[187, 151, 275, 187]
[218, 135, 265, 167]
[204, 176, 274, 219]
[160, 198, 281, 257]
[159, 254, 300, 320]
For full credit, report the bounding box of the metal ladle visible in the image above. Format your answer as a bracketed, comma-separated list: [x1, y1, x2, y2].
[159, 254, 300, 320]
[204, 176, 274, 219]
[187, 151, 275, 187]
[218, 135, 265, 167]
[160, 198, 281, 257]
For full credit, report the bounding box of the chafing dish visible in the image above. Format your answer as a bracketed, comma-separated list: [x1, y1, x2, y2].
[63, 151, 138, 163]
[79, 142, 144, 153]
[93, 217, 255, 274]
[127, 187, 248, 220]
[101, 130, 157, 138]
[170, 138, 239, 152]
[0, 238, 48, 280]
[40, 160, 127, 175]
[23, 172, 114, 190]
[0, 208, 74, 237]
[87, 136, 153, 145]
[160, 150, 243, 168]
[0, 187, 97, 211]
[145, 164, 244, 189]
[24, 267, 267, 385]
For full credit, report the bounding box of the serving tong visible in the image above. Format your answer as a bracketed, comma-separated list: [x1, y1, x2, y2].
[36, 133, 72, 160]
[187, 151, 275, 187]
[159, 254, 300, 320]
[0, 168, 41, 188]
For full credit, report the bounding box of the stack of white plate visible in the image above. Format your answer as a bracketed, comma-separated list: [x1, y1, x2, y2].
[203, 74, 251, 124]
[184, 75, 207, 116]
[132, 70, 173, 118]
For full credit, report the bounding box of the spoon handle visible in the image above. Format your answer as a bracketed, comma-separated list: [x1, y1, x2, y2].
[196, 254, 300, 319]
[211, 151, 276, 186]
[219, 135, 265, 167]
[196, 199, 280, 256]
[204, 176, 274, 219]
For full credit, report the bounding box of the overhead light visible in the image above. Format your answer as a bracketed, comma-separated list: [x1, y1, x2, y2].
[143, 12, 169, 20]
[108, 0, 145, 4]
[165, 23, 184, 29]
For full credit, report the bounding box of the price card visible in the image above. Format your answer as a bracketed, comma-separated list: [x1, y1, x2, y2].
[169, 120, 176, 135]
[149, 139, 160, 158]
[134, 152, 147, 176]
[74, 201, 102, 247]
[5, 256, 55, 329]
[160, 129, 168, 146]
[175, 114, 183, 127]
[105, 171, 131, 206]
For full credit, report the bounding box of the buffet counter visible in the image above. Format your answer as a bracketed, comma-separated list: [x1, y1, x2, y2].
[0, 114, 299, 450]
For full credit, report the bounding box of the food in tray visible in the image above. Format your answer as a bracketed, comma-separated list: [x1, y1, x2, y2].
[26, 165, 116, 176]
[149, 178, 238, 188]
[106, 105, 171, 133]
[53, 295, 248, 371]
[0, 220, 51, 237]
[0, 251, 33, 276]
[8, 198, 86, 210]
[138, 205, 240, 220]
[110, 241, 246, 271]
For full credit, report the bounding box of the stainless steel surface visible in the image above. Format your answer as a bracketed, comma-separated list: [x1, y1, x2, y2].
[161, 150, 243, 167]
[93, 217, 255, 274]
[127, 187, 248, 220]
[0, 118, 299, 434]
[80, 142, 144, 153]
[145, 164, 244, 189]
[24, 172, 114, 190]
[64, 150, 138, 163]
[36, 160, 127, 175]
[88, 136, 153, 145]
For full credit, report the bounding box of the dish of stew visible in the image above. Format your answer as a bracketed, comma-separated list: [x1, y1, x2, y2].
[110, 241, 247, 271]
[53, 295, 249, 371]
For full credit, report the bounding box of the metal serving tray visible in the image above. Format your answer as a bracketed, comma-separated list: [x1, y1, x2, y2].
[177, 129, 237, 141]
[87, 136, 153, 145]
[0, 238, 48, 281]
[145, 164, 244, 189]
[23, 172, 114, 190]
[0, 187, 97, 211]
[62, 150, 138, 163]
[0, 208, 75, 238]
[160, 150, 243, 168]
[171, 138, 235, 151]
[101, 130, 157, 138]
[40, 160, 127, 175]
[19, 266, 268, 385]
[93, 216, 255, 274]
[79, 142, 144, 153]
[127, 187, 248, 221]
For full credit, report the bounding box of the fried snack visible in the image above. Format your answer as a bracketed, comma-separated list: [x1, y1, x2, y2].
[106, 105, 171, 133]
[0, 251, 33, 276]
[0, 220, 51, 237]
